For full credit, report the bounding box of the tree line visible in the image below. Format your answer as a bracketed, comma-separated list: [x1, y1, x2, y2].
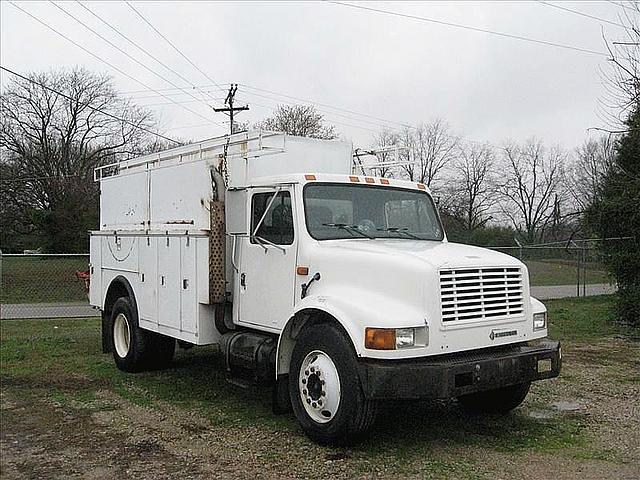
[1, 5, 638, 324]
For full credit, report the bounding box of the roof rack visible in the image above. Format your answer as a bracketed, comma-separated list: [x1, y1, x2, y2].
[94, 130, 286, 181]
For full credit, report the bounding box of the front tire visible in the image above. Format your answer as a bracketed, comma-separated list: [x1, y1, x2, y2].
[457, 382, 531, 414]
[289, 323, 377, 446]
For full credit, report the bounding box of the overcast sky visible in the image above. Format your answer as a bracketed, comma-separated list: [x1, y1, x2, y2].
[1, 1, 635, 149]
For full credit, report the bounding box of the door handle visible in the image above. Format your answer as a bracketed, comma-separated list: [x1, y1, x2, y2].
[240, 273, 246, 288]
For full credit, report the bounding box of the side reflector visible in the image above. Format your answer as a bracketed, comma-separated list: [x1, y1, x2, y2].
[296, 266, 309, 276]
[380, 178, 390, 185]
[365, 328, 396, 350]
[349, 176, 360, 182]
[417, 183, 426, 190]
[305, 174, 316, 181]
[365, 177, 375, 183]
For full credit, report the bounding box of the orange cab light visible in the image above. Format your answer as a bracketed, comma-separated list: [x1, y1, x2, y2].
[296, 266, 309, 276]
[305, 174, 317, 181]
[417, 183, 426, 190]
[380, 178, 390, 185]
[349, 176, 360, 182]
[365, 177, 375, 184]
[365, 328, 396, 350]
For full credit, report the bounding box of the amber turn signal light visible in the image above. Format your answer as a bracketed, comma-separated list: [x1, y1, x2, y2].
[296, 266, 309, 276]
[365, 328, 396, 350]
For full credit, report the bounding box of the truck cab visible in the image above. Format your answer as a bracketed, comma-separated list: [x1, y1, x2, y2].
[90, 131, 560, 445]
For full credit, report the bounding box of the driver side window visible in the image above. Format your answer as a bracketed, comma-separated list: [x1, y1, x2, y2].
[250, 191, 294, 245]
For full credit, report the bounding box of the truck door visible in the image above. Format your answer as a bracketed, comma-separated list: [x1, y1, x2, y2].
[238, 187, 297, 330]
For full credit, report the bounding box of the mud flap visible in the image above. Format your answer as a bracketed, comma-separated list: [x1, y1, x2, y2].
[272, 374, 292, 414]
[101, 311, 112, 354]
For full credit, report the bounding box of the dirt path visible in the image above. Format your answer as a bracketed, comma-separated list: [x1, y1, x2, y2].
[2, 336, 639, 479]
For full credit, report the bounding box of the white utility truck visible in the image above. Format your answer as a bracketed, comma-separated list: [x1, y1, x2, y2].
[89, 130, 561, 445]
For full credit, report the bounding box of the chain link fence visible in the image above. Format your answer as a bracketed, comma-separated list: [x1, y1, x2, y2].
[0, 241, 623, 319]
[0, 253, 97, 319]
[488, 244, 616, 299]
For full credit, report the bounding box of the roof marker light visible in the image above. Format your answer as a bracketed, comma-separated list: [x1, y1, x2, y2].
[365, 177, 375, 184]
[305, 174, 316, 181]
[380, 178, 390, 185]
[349, 176, 360, 182]
[417, 183, 426, 190]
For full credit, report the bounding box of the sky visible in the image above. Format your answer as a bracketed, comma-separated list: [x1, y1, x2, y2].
[0, 1, 636, 150]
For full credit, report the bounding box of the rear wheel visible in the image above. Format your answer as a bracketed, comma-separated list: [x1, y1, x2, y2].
[289, 323, 377, 446]
[457, 382, 531, 414]
[110, 297, 175, 372]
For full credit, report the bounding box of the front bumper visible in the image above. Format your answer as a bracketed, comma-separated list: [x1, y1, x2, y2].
[357, 340, 561, 400]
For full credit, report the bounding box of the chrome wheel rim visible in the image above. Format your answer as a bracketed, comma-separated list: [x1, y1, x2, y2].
[113, 313, 131, 358]
[299, 350, 340, 424]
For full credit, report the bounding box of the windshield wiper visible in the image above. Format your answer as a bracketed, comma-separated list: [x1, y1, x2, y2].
[377, 227, 422, 240]
[322, 223, 374, 239]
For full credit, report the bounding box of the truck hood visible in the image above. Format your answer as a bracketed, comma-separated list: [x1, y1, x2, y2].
[318, 239, 523, 270]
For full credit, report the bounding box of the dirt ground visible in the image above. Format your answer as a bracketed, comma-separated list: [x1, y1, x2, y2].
[1, 299, 639, 479]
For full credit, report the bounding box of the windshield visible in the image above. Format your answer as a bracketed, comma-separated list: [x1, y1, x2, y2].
[304, 183, 444, 241]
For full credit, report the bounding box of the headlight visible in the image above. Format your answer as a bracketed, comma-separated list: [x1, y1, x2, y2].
[365, 326, 429, 350]
[533, 312, 547, 331]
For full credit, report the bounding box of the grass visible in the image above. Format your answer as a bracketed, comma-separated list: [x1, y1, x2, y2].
[525, 260, 611, 286]
[545, 295, 634, 342]
[1, 296, 638, 479]
[0, 256, 88, 304]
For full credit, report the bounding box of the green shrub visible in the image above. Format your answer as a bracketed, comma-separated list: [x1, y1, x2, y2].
[586, 107, 640, 327]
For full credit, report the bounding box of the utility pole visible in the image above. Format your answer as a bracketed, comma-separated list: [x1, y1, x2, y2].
[214, 83, 249, 134]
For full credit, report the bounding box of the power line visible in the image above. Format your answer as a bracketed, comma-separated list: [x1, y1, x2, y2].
[238, 89, 407, 131]
[243, 100, 382, 135]
[125, 1, 227, 94]
[327, 1, 609, 57]
[119, 84, 230, 95]
[0, 65, 181, 144]
[9, 2, 220, 126]
[50, 1, 218, 116]
[239, 83, 412, 129]
[536, 1, 630, 30]
[75, 1, 221, 106]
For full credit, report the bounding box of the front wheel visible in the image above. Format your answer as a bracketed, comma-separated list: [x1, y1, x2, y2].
[289, 323, 377, 446]
[457, 382, 531, 414]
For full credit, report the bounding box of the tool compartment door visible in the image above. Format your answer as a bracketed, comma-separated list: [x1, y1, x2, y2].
[157, 237, 181, 332]
[180, 237, 198, 334]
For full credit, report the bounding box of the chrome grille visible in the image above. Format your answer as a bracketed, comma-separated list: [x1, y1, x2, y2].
[439, 267, 524, 322]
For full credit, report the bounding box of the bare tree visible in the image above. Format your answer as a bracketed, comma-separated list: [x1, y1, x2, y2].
[567, 136, 616, 215]
[398, 119, 458, 186]
[0, 67, 161, 252]
[598, 2, 640, 131]
[257, 104, 337, 139]
[496, 139, 565, 244]
[447, 142, 496, 235]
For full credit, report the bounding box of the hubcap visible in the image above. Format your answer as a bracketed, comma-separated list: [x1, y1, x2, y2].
[299, 350, 340, 424]
[113, 313, 131, 358]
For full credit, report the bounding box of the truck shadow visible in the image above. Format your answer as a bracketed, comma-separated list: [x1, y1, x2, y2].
[157, 348, 576, 453]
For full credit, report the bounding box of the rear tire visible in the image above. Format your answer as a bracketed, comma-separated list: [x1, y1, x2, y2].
[289, 323, 377, 446]
[457, 382, 531, 414]
[110, 297, 175, 372]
